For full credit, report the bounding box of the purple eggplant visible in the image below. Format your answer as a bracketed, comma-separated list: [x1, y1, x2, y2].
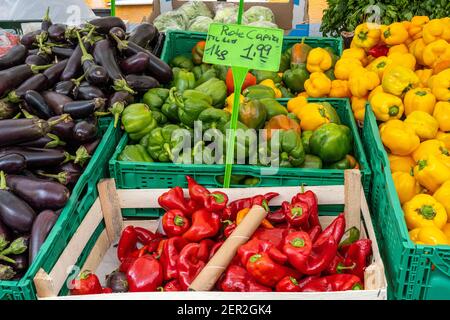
[29, 209, 58, 263]
[7, 74, 49, 103]
[50, 115, 75, 141]
[0, 153, 26, 174]
[73, 137, 100, 166]
[63, 98, 106, 119]
[76, 32, 109, 86]
[48, 24, 67, 42]
[0, 44, 28, 70]
[54, 80, 75, 96]
[41, 7, 52, 32]
[108, 90, 134, 127]
[0, 64, 52, 98]
[106, 270, 129, 293]
[109, 27, 126, 41]
[40, 161, 82, 187]
[51, 46, 74, 59]
[18, 133, 65, 149]
[0, 147, 74, 169]
[23, 90, 54, 119]
[0, 219, 12, 242]
[0, 100, 19, 120]
[20, 30, 42, 49]
[10, 252, 28, 273]
[0, 172, 36, 233]
[88, 16, 126, 34]
[43, 59, 69, 86]
[125, 74, 159, 92]
[120, 52, 149, 75]
[73, 85, 105, 100]
[25, 53, 51, 66]
[128, 23, 157, 48]
[6, 175, 70, 210]
[42, 91, 73, 115]
[72, 120, 98, 144]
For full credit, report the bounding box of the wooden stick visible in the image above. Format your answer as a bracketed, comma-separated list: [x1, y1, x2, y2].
[344, 170, 361, 230]
[189, 205, 267, 291]
[98, 179, 123, 243]
[34, 268, 56, 298]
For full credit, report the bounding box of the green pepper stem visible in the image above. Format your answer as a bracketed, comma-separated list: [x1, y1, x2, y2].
[418, 205, 437, 220]
[290, 237, 305, 248]
[209, 193, 225, 204]
[336, 262, 356, 273]
[290, 276, 299, 286]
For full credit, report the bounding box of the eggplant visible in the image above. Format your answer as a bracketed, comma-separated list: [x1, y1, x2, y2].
[128, 23, 157, 48]
[63, 98, 106, 119]
[109, 27, 126, 41]
[106, 270, 129, 293]
[23, 90, 54, 119]
[0, 172, 36, 232]
[51, 46, 74, 59]
[48, 24, 67, 42]
[54, 80, 75, 96]
[50, 115, 75, 141]
[27, 49, 39, 56]
[42, 91, 73, 115]
[10, 252, 28, 273]
[43, 59, 69, 86]
[18, 133, 65, 149]
[20, 30, 42, 49]
[60, 45, 83, 81]
[0, 100, 19, 120]
[0, 219, 12, 242]
[120, 52, 150, 75]
[125, 74, 159, 92]
[41, 7, 52, 32]
[25, 53, 51, 66]
[88, 16, 126, 34]
[76, 32, 109, 86]
[82, 137, 100, 155]
[73, 85, 105, 100]
[29, 210, 58, 263]
[73, 120, 98, 144]
[108, 90, 134, 127]
[0, 147, 74, 168]
[42, 161, 82, 187]
[0, 64, 52, 98]
[6, 175, 70, 210]
[0, 45, 28, 70]
[0, 154, 26, 174]
[8, 74, 49, 102]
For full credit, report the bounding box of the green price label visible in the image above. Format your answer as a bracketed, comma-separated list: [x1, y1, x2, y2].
[203, 23, 284, 72]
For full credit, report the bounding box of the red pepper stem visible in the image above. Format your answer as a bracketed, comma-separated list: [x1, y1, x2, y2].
[352, 283, 363, 290]
[290, 276, 299, 286]
[300, 184, 305, 194]
[208, 193, 225, 203]
[249, 254, 262, 263]
[174, 215, 185, 227]
[336, 262, 356, 273]
[157, 286, 164, 292]
[80, 270, 92, 280]
[261, 199, 269, 212]
[290, 237, 305, 248]
[291, 207, 303, 217]
[222, 220, 233, 226]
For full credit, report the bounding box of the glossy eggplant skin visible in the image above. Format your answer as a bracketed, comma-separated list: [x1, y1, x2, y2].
[73, 120, 98, 143]
[11, 74, 49, 100]
[53, 161, 82, 187]
[6, 175, 70, 210]
[106, 270, 129, 293]
[89, 16, 126, 34]
[63, 98, 106, 119]
[0, 65, 36, 98]
[109, 91, 134, 108]
[83, 60, 109, 86]
[73, 85, 105, 100]
[93, 39, 122, 81]
[54, 80, 75, 96]
[60, 45, 82, 81]
[50, 115, 75, 141]
[128, 23, 157, 48]
[109, 27, 126, 41]
[42, 91, 73, 115]
[48, 24, 67, 42]
[0, 189, 36, 233]
[20, 30, 42, 49]
[0, 100, 19, 120]
[0, 45, 28, 70]
[0, 153, 26, 174]
[25, 54, 50, 66]
[0, 118, 52, 147]
[29, 209, 58, 263]
[125, 74, 159, 92]
[0, 147, 72, 168]
[24, 90, 54, 119]
[120, 52, 149, 75]
[10, 252, 28, 273]
[43, 59, 68, 86]
[18, 134, 63, 149]
[51, 46, 74, 59]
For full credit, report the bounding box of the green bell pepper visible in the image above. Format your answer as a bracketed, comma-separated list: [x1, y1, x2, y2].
[172, 67, 196, 93]
[121, 103, 157, 142]
[279, 129, 305, 167]
[143, 88, 169, 110]
[238, 99, 267, 129]
[181, 89, 213, 105]
[301, 130, 313, 154]
[143, 124, 183, 162]
[193, 64, 217, 86]
[151, 110, 168, 125]
[243, 177, 261, 186]
[212, 65, 228, 81]
[198, 108, 231, 131]
[299, 154, 323, 169]
[216, 175, 247, 185]
[259, 98, 288, 120]
[219, 120, 250, 160]
[243, 85, 276, 100]
[317, 102, 341, 124]
[280, 86, 295, 99]
[279, 47, 292, 72]
[161, 88, 180, 123]
[118, 145, 153, 162]
[177, 90, 213, 128]
[282, 64, 310, 93]
[194, 78, 227, 108]
[251, 70, 281, 84]
[170, 55, 194, 71]
[310, 123, 353, 163]
[324, 155, 357, 169]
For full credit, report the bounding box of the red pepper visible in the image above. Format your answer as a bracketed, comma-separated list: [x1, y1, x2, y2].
[102, 287, 113, 294]
[226, 68, 257, 95]
[119, 250, 140, 273]
[70, 271, 103, 295]
[146, 237, 163, 255]
[314, 213, 346, 245]
[220, 265, 272, 292]
[291, 187, 320, 232]
[368, 44, 389, 58]
[127, 254, 163, 292]
[177, 243, 208, 290]
[192, 41, 206, 65]
[198, 239, 216, 261]
[252, 227, 291, 250]
[226, 192, 279, 220]
[162, 209, 190, 237]
[134, 227, 158, 245]
[183, 209, 221, 242]
[275, 276, 301, 292]
[246, 252, 288, 287]
[163, 279, 182, 292]
[266, 208, 286, 225]
[309, 225, 322, 243]
[340, 239, 372, 280]
[160, 236, 188, 281]
[324, 253, 356, 275]
[205, 191, 228, 212]
[117, 226, 138, 262]
[300, 274, 363, 292]
[283, 231, 337, 275]
[223, 221, 236, 238]
[282, 200, 310, 229]
[158, 186, 192, 216]
[209, 241, 223, 259]
[238, 238, 288, 266]
[186, 175, 209, 207]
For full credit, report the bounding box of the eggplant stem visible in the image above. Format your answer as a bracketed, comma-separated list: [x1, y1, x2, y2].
[20, 108, 35, 119]
[112, 79, 136, 95]
[63, 151, 76, 164]
[12, 112, 21, 119]
[71, 74, 85, 88]
[30, 64, 53, 74]
[7, 91, 21, 104]
[47, 114, 70, 127]
[38, 171, 67, 184]
[76, 31, 93, 64]
[0, 254, 15, 264]
[44, 133, 66, 148]
[43, 7, 50, 22]
[0, 171, 7, 191]
[110, 32, 128, 51]
[74, 146, 91, 166]
[94, 111, 111, 117]
[109, 101, 125, 128]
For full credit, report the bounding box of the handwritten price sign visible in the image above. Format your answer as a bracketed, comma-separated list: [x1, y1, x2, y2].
[203, 23, 283, 72]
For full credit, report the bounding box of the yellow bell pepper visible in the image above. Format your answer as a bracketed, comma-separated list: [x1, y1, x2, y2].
[403, 194, 448, 230]
[436, 131, 450, 150]
[382, 65, 419, 96]
[386, 52, 416, 71]
[259, 79, 282, 98]
[225, 93, 244, 113]
[366, 56, 392, 81]
[433, 102, 450, 132]
[404, 111, 439, 140]
[433, 180, 450, 221]
[287, 95, 308, 114]
[392, 171, 421, 204]
[298, 92, 309, 98]
[409, 16, 430, 40]
[422, 19, 450, 44]
[408, 38, 427, 65]
[433, 59, 450, 75]
[409, 226, 449, 245]
[352, 23, 381, 49]
[380, 120, 420, 156]
[443, 224, 450, 240]
[415, 69, 433, 87]
[348, 68, 380, 98]
[388, 44, 409, 56]
[371, 92, 404, 121]
[304, 72, 331, 98]
[351, 96, 367, 122]
[381, 22, 409, 45]
[334, 58, 363, 81]
[306, 48, 332, 73]
[429, 69, 450, 101]
[341, 48, 368, 66]
[294, 103, 331, 131]
[389, 154, 416, 173]
[412, 139, 450, 164]
[404, 88, 436, 116]
[329, 80, 351, 98]
[368, 85, 384, 102]
[413, 155, 450, 193]
[422, 39, 450, 68]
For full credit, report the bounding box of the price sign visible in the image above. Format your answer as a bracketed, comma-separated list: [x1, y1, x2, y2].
[203, 23, 283, 72]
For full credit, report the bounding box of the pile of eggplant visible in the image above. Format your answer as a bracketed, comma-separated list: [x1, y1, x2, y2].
[0, 12, 172, 281]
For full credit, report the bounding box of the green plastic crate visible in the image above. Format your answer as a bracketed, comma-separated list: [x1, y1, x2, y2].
[0, 20, 41, 35]
[362, 105, 450, 300]
[0, 118, 121, 300]
[109, 98, 371, 218]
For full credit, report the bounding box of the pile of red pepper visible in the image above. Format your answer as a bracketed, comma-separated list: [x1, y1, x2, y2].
[70, 177, 373, 295]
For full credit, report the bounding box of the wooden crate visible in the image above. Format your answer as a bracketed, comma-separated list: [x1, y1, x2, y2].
[34, 171, 387, 300]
